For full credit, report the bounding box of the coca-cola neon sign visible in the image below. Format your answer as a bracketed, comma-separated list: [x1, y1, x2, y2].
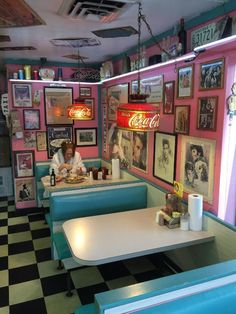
[117, 103, 160, 131]
[67, 104, 93, 120]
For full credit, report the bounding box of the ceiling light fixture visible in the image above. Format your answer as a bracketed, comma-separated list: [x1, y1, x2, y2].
[117, 2, 160, 132]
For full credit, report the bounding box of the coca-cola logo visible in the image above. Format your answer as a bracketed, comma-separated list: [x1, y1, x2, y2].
[68, 106, 92, 119]
[128, 113, 160, 130]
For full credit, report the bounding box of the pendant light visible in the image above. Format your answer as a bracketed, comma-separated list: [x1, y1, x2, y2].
[67, 50, 93, 120]
[117, 2, 160, 132]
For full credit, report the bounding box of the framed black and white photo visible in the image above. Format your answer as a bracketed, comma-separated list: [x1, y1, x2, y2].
[46, 126, 73, 158]
[12, 83, 32, 108]
[153, 132, 177, 184]
[79, 87, 91, 97]
[23, 109, 40, 130]
[14, 150, 35, 178]
[131, 131, 148, 173]
[199, 58, 224, 90]
[14, 177, 36, 203]
[174, 105, 190, 134]
[75, 128, 97, 147]
[197, 96, 218, 131]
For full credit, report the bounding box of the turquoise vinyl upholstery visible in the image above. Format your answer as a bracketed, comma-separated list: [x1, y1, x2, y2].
[74, 259, 236, 314]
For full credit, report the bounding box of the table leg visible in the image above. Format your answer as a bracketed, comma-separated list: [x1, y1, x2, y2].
[66, 271, 73, 297]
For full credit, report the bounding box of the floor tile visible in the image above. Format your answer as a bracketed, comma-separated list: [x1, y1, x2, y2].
[0, 244, 8, 257]
[9, 298, 47, 314]
[71, 267, 104, 289]
[29, 220, 48, 231]
[98, 261, 130, 281]
[77, 282, 109, 305]
[0, 269, 8, 287]
[41, 273, 74, 296]
[0, 226, 7, 235]
[33, 237, 51, 251]
[31, 228, 50, 240]
[37, 260, 66, 278]
[0, 286, 9, 307]
[0, 212, 8, 219]
[0, 306, 9, 314]
[7, 205, 16, 212]
[8, 252, 36, 269]
[134, 269, 163, 283]
[8, 240, 34, 255]
[8, 223, 30, 234]
[0, 256, 8, 271]
[0, 219, 7, 226]
[0, 235, 7, 245]
[106, 275, 137, 290]
[44, 291, 80, 314]
[35, 248, 51, 263]
[123, 256, 156, 274]
[9, 264, 39, 285]
[8, 216, 28, 226]
[8, 231, 32, 244]
[0, 200, 8, 207]
[28, 213, 45, 222]
[9, 279, 43, 305]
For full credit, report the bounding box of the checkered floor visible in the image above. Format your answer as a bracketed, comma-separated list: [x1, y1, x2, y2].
[0, 196, 178, 314]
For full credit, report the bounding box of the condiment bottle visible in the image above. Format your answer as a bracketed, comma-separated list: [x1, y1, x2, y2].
[50, 169, 56, 186]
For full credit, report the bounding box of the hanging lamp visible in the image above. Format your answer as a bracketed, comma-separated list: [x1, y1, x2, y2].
[67, 51, 93, 120]
[117, 2, 160, 132]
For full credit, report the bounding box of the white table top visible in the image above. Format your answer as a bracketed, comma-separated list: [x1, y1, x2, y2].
[63, 207, 214, 266]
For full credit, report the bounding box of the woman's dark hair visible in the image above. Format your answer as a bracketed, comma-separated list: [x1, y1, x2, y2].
[190, 144, 204, 157]
[61, 141, 76, 157]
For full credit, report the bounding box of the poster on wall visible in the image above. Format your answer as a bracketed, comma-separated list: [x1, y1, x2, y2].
[180, 136, 216, 203]
[107, 83, 128, 121]
[14, 177, 35, 203]
[131, 131, 148, 173]
[46, 126, 73, 158]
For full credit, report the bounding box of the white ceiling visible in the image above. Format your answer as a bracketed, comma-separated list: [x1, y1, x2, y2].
[0, 0, 227, 66]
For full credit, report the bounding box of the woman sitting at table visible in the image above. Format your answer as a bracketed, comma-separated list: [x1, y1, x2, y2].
[49, 140, 86, 176]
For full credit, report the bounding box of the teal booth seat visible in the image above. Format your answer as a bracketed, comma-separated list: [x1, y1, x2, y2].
[74, 259, 236, 314]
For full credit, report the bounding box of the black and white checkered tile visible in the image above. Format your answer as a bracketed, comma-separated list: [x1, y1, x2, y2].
[0, 196, 176, 314]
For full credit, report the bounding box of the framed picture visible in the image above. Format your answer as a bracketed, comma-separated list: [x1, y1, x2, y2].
[12, 83, 32, 107]
[79, 87, 91, 97]
[131, 75, 164, 104]
[36, 131, 47, 151]
[131, 131, 148, 173]
[163, 81, 175, 114]
[47, 125, 73, 158]
[153, 132, 177, 184]
[75, 128, 97, 147]
[177, 65, 194, 98]
[44, 87, 73, 125]
[24, 131, 36, 148]
[107, 83, 129, 121]
[197, 96, 218, 131]
[14, 177, 36, 203]
[199, 58, 224, 90]
[23, 109, 40, 130]
[14, 150, 34, 178]
[174, 105, 190, 134]
[180, 136, 216, 203]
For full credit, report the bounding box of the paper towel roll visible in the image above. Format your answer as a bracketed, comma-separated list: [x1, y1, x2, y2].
[112, 159, 120, 179]
[188, 194, 203, 231]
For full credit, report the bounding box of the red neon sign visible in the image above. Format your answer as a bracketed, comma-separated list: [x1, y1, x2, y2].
[67, 104, 93, 120]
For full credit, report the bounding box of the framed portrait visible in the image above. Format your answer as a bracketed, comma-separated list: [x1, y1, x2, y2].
[197, 96, 218, 131]
[180, 136, 216, 203]
[47, 125, 73, 158]
[177, 65, 194, 98]
[75, 128, 97, 147]
[44, 87, 73, 125]
[199, 58, 224, 90]
[14, 177, 36, 203]
[36, 131, 47, 151]
[153, 132, 177, 184]
[107, 83, 129, 121]
[12, 83, 32, 107]
[24, 131, 36, 148]
[174, 105, 190, 134]
[14, 150, 35, 178]
[163, 81, 175, 114]
[131, 131, 148, 173]
[23, 109, 40, 130]
[131, 75, 164, 104]
[79, 87, 91, 97]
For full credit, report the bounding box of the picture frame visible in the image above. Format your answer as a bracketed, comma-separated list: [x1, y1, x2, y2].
[107, 83, 129, 121]
[12, 83, 32, 107]
[24, 131, 36, 148]
[153, 132, 177, 184]
[177, 65, 194, 98]
[14, 177, 36, 203]
[83, 97, 95, 120]
[199, 58, 224, 90]
[75, 128, 97, 147]
[163, 81, 175, 114]
[79, 87, 91, 97]
[47, 125, 73, 158]
[14, 150, 35, 178]
[36, 131, 47, 151]
[23, 109, 40, 130]
[131, 131, 148, 173]
[197, 96, 218, 131]
[180, 135, 216, 203]
[44, 87, 73, 125]
[174, 105, 190, 134]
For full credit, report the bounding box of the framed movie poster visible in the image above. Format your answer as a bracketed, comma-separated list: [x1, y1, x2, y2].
[23, 109, 40, 130]
[14, 177, 36, 203]
[107, 83, 128, 121]
[12, 83, 32, 108]
[180, 136, 216, 203]
[177, 65, 194, 98]
[36, 131, 47, 151]
[197, 96, 218, 131]
[199, 58, 224, 90]
[44, 87, 73, 125]
[163, 81, 175, 114]
[14, 150, 35, 178]
[131, 131, 148, 173]
[75, 128, 97, 147]
[174, 105, 190, 134]
[153, 132, 177, 184]
[47, 126, 73, 158]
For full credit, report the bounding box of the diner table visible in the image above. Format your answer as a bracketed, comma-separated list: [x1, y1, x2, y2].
[62, 206, 215, 267]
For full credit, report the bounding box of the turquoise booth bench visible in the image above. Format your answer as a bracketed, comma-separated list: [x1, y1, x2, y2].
[74, 259, 236, 314]
[34, 158, 102, 208]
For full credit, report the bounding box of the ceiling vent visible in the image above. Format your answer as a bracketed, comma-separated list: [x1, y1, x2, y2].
[57, 0, 133, 23]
